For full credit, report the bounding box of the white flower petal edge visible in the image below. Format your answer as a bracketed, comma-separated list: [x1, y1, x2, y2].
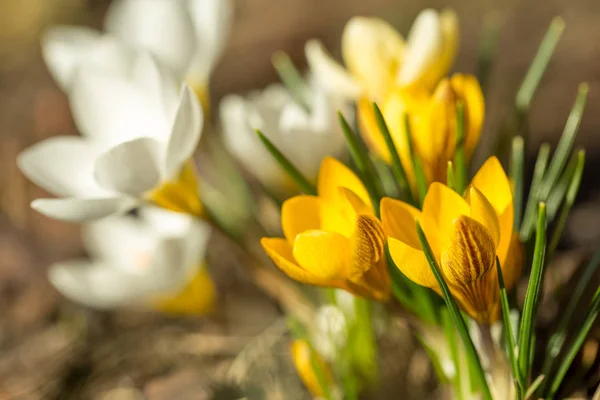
[104, 0, 197, 78]
[49, 207, 212, 309]
[304, 39, 362, 100]
[32, 197, 136, 223]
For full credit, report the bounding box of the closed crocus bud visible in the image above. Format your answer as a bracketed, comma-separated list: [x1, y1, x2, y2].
[290, 339, 334, 398]
[381, 157, 523, 324]
[18, 53, 205, 222]
[49, 207, 215, 314]
[219, 84, 347, 195]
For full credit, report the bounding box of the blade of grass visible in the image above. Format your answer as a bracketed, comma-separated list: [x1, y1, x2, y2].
[272, 51, 311, 112]
[517, 202, 547, 381]
[338, 112, 383, 213]
[476, 12, 502, 96]
[547, 287, 600, 398]
[453, 102, 467, 194]
[255, 129, 316, 195]
[447, 161, 457, 192]
[540, 243, 600, 387]
[373, 102, 415, 205]
[497, 257, 525, 395]
[416, 222, 492, 400]
[546, 150, 585, 261]
[510, 136, 525, 229]
[537, 84, 588, 200]
[524, 375, 545, 399]
[545, 153, 577, 222]
[520, 143, 551, 241]
[515, 18, 565, 113]
[404, 115, 428, 205]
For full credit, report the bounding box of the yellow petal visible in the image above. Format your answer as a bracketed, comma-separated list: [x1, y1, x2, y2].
[148, 160, 203, 217]
[467, 187, 501, 247]
[342, 16, 405, 99]
[451, 74, 484, 159]
[293, 230, 350, 281]
[421, 182, 470, 255]
[281, 195, 321, 244]
[340, 187, 372, 215]
[153, 267, 216, 315]
[500, 233, 524, 291]
[388, 237, 436, 288]
[358, 97, 391, 161]
[471, 156, 513, 261]
[349, 214, 386, 281]
[318, 157, 371, 209]
[291, 340, 332, 397]
[380, 197, 421, 248]
[261, 237, 331, 286]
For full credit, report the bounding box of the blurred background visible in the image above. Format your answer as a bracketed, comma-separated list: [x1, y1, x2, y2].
[0, 0, 599, 398]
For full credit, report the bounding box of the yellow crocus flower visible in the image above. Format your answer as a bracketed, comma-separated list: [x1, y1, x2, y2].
[380, 157, 523, 324]
[306, 9, 458, 102]
[261, 157, 390, 301]
[360, 73, 485, 190]
[291, 339, 333, 397]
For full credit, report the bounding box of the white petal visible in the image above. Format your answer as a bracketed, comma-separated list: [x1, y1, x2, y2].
[49, 260, 142, 309]
[305, 39, 361, 100]
[165, 85, 203, 178]
[32, 197, 135, 222]
[70, 68, 171, 145]
[186, 0, 234, 80]
[341, 17, 405, 99]
[17, 136, 107, 197]
[397, 9, 442, 86]
[105, 0, 196, 78]
[94, 138, 163, 197]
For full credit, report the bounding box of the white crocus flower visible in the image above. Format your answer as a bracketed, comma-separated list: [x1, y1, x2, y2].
[219, 83, 348, 193]
[18, 53, 204, 222]
[104, 0, 233, 90]
[305, 8, 458, 101]
[49, 207, 214, 313]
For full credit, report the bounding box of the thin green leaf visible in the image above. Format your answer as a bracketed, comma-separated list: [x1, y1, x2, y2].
[541, 241, 600, 384]
[520, 143, 551, 241]
[338, 112, 383, 213]
[524, 375, 545, 399]
[545, 153, 577, 222]
[518, 202, 547, 381]
[510, 136, 525, 229]
[476, 13, 502, 96]
[546, 150, 585, 261]
[416, 222, 492, 400]
[453, 102, 467, 194]
[547, 287, 600, 398]
[404, 115, 428, 205]
[537, 84, 588, 200]
[255, 129, 316, 195]
[441, 308, 462, 396]
[272, 51, 311, 112]
[372, 102, 414, 205]
[497, 257, 524, 394]
[515, 17, 565, 113]
[447, 161, 457, 192]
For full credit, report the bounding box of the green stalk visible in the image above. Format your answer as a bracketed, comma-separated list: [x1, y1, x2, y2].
[497, 257, 524, 395]
[416, 222, 492, 400]
[520, 144, 550, 241]
[372, 102, 415, 205]
[524, 375, 545, 399]
[517, 203, 547, 381]
[510, 136, 525, 229]
[255, 129, 316, 195]
[453, 102, 467, 194]
[404, 115, 428, 205]
[441, 308, 462, 398]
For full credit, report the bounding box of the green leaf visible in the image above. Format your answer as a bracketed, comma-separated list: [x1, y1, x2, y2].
[517, 202, 547, 381]
[447, 161, 457, 192]
[546, 150, 585, 261]
[416, 222, 492, 400]
[545, 153, 577, 222]
[540, 245, 600, 388]
[515, 17, 565, 113]
[497, 257, 524, 394]
[453, 101, 467, 194]
[510, 136, 525, 229]
[404, 115, 428, 205]
[524, 375, 545, 399]
[476, 13, 502, 96]
[338, 112, 383, 214]
[441, 308, 462, 396]
[547, 287, 600, 398]
[255, 129, 316, 195]
[272, 51, 311, 112]
[520, 143, 550, 241]
[372, 102, 415, 205]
